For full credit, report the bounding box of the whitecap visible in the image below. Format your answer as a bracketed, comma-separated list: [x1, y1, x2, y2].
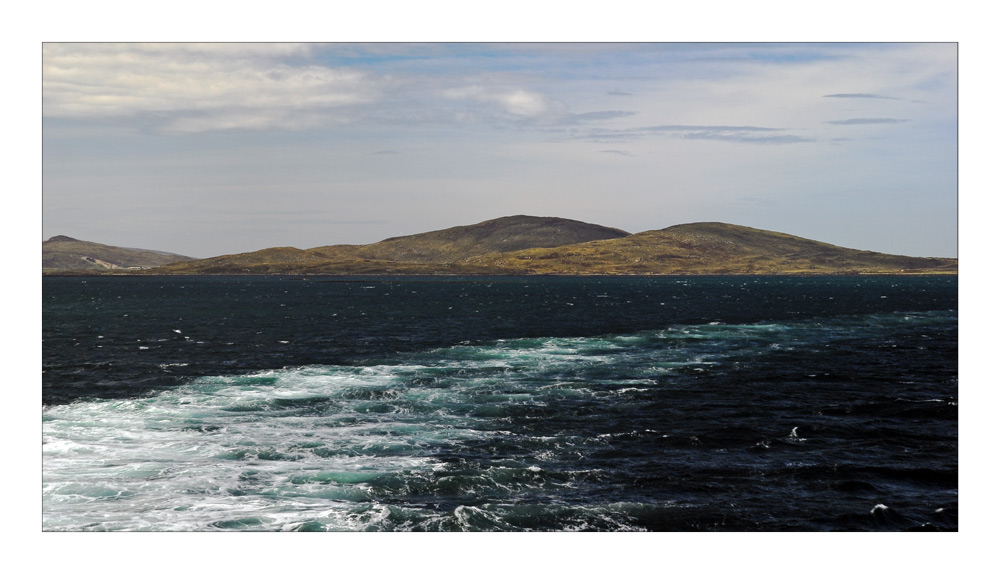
[789, 427, 803, 440]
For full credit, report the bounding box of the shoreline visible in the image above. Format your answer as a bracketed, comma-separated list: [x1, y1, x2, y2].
[42, 270, 959, 278]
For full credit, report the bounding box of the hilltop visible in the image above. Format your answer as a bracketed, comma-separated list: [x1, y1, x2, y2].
[139, 216, 955, 276]
[311, 215, 630, 263]
[42, 236, 195, 273]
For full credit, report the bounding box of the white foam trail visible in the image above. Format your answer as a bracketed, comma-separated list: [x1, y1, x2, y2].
[46, 314, 953, 531]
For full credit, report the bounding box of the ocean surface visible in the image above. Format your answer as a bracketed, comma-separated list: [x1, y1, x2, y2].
[42, 275, 958, 531]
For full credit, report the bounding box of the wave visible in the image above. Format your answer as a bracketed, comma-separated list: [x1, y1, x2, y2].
[43, 310, 957, 531]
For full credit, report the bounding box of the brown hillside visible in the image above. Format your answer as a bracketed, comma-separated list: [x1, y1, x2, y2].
[344, 215, 630, 263]
[43, 236, 194, 272]
[154, 215, 632, 274]
[57, 218, 956, 276]
[463, 222, 957, 275]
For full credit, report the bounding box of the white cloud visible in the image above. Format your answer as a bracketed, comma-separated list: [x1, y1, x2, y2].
[442, 85, 567, 121]
[43, 44, 592, 132]
[43, 43, 378, 131]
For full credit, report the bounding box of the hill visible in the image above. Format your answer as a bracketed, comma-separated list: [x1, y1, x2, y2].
[463, 222, 957, 275]
[144, 218, 955, 276]
[151, 215, 632, 275]
[43, 236, 195, 272]
[305, 215, 630, 263]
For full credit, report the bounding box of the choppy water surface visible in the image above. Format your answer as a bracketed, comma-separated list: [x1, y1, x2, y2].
[43, 276, 957, 531]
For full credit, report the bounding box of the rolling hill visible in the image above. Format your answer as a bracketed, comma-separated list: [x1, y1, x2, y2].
[334, 215, 631, 263]
[148, 215, 631, 275]
[464, 222, 957, 275]
[141, 216, 956, 276]
[42, 236, 195, 272]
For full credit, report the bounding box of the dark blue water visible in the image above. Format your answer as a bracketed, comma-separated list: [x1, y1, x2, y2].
[42, 275, 958, 531]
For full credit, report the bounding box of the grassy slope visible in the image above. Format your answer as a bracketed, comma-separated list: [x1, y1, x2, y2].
[155, 246, 489, 275]
[55, 219, 956, 276]
[152, 215, 632, 275]
[309, 215, 630, 263]
[42, 236, 194, 272]
[463, 222, 957, 275]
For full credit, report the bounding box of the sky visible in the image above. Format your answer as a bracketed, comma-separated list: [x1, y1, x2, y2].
[42, 42, 957, 259]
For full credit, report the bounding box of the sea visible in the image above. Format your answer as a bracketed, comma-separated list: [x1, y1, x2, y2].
[42, 275, 958, 532]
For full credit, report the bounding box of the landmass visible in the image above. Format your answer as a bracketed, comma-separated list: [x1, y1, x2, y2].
[43, 216, 957, 276]
[42, 235, 195, 273]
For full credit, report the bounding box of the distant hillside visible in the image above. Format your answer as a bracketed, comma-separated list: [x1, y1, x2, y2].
[145, 217, 956, 276]
[308, 215, 631, 263]
[464, 222, 957, 275]
[153, 215, 632, 274]
[43, 236, 195, 272]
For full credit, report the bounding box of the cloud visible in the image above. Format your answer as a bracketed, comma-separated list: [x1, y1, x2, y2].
[598, 149, 636, 157]
[680, 132, 813, 144]
[638, 125, 781, 134]
[442, 85, 567, 121]
[823, 93, 900, 100]
[43, 44, 654, 135]
[826, 118, 908, 125]
[570, 111, 636, 122]
[608, 90, 633, 96]
[579, 124, 812, 145]
[160, 108, 343, 134]
[43, 43, 379, 132]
